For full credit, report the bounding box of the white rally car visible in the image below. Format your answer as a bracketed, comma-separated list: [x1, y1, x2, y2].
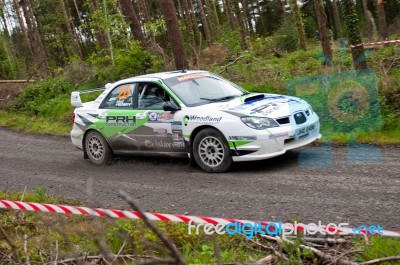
[71, 70, 321, 172]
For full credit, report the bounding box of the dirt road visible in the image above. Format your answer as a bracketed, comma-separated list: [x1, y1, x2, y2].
[0, 127, 399, 230]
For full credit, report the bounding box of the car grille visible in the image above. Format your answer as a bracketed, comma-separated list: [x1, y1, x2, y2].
[294, 112, 307, 125]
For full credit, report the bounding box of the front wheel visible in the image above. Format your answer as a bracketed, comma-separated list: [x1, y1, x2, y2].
[84, 131, 113, 165]
[193, 128, 232, 173]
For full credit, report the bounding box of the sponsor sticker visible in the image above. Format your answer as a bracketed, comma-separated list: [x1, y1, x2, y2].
[172, 121, 183, 130]
[229, 136, 257, 141]
[250, 103, 280, 115]
[149, 112, 158, 121]
[269, 132, 289, 139]
[136, 113, 146, 119]
[115, 99, 132, 107]
[177, 73, 209, 82]
[183, 115, 222, 125]
[157, 112, 174, 122]
[105, 116, 136, 127]
[144, 140, 185, 149]
[153, 128, 168, 137]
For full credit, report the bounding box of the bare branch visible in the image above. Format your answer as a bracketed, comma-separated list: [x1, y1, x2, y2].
[301, 237, 347, 245]
[211, 234, 222, 265]
[24, 234, 30, 265]
[261, 235, 358, 265]
[251, 255, 275, 265]
[219, 55, 247, 74]
[360, 256, 400, 265]
[119, 191, 186, 265]
[53, 240, 58, 265]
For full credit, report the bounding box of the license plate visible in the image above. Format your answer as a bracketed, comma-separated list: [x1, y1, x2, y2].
[297, 124, 315, 137]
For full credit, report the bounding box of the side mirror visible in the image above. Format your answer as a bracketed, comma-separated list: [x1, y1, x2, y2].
[163, 101, 181, 112]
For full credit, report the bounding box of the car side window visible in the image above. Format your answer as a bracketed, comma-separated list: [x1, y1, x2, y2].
[138, 83, 169, 110]
[101, 84, 136, 109]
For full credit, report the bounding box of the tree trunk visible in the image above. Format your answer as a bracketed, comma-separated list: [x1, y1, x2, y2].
[233, 0, 248, 48]
[186, 0, 200, 43]
[21, 0, 49, 72]
[377, 0, 389, 41]
[342, 0, 368, 70]
[60, 0, 82, 57]
[138, 0, 150, 24]
[290, 0, 307, 50]
[204, 0, 218, 39]
[88, 0, 109, 53]
[11, 0, 32, 55]
[197, 0, 213, 46]
[119, 0, 146, 46]
[315, 0, 332, 63]
[159, 0, 189, 69]
[179, 0, 196, 47]
[222, 0, 236, 30]
[361, 0, 377, 39]
[241, 0, 252, 33]
[331, 0, 342, 38]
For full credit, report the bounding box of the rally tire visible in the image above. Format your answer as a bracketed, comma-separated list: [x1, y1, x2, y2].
[193, 128, 232, 173]
[84, 131, 113, 165]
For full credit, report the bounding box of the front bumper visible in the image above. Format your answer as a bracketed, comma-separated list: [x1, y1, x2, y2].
[231, 115, 321, 162]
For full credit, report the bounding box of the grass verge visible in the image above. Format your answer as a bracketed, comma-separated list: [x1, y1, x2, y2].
[1, 189, 400, 264]
[0, 110, 70, 136]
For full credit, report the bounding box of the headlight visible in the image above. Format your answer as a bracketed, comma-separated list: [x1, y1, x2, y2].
[241, 117, 279, 130]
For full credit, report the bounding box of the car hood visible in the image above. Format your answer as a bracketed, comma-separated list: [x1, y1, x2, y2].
[189, 93, 309, 118]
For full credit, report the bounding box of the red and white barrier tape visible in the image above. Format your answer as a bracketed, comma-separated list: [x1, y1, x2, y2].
[351, 39, 400, 48]
[1, 200, 399, 237]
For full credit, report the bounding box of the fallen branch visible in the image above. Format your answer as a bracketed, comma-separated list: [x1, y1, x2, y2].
[261, 235, 358, 265]
[249, 238, 288, 261]
[252, 255, 275, 265]
[24, 234, 30, 265]
[360, 256, 400, 265]
[301, 237, 348, 245]
[50, 254, 153, 264]
[0, 80, 35, 83]
[119, 190, 186, 265]
[219, 55, 247, 74]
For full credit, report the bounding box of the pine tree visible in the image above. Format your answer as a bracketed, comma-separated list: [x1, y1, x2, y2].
[159, 0, 189, 69]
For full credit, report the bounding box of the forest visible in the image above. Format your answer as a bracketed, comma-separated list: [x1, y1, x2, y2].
[0, 0, 399, 140]
[0, 0, 398, 79]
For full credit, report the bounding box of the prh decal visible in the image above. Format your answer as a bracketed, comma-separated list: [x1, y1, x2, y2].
[105, 116, 136, 127]
[286, 39, 382, 167]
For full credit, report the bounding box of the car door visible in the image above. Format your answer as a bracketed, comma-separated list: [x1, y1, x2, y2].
[133, 82, 186, 153]
[97, 83, 148, 152]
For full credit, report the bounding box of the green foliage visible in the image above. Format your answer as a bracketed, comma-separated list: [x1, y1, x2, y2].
[0, 36, 21, 79]
[218, 28, 243, 55]
[353, 237, 400, 262]
[271, 17, 299, 52]
[63, 59, 96, 86]
[86, 0, 130, 51]
[11, 77, 74, 119]
[89, 42, 163, 83]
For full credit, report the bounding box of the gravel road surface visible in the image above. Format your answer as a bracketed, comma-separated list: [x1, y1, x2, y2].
[0, 127, 399, 230]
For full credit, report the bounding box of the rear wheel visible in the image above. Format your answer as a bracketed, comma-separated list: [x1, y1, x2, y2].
[84, 131, 112, 165]
[193, 128, 232, 173]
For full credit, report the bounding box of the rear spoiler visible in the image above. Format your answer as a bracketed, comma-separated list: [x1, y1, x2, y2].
[71, 83, 112, 107]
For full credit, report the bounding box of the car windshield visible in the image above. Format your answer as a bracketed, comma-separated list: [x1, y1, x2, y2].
[163, 73, 248, 107]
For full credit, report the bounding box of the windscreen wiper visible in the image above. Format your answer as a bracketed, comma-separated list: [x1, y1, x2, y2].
[200, 95, 237, 102]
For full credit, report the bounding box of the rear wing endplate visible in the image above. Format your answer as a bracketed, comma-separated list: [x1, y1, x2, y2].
[71, 83, 112, 107]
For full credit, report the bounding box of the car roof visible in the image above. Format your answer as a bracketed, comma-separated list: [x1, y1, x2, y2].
[118, 70, 209, 83]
